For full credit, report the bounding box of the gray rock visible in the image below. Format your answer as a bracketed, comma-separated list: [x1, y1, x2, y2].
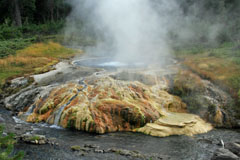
[84, 144, 99, 149]
[94, 149, 104, 153]
[108, 148, 143, 157]
[4, 84, 56, 112]
[211, 148, 239, 160]
[4, 86, 41, 111]
[20, 134, 47, 145]
[225, 142, 240, 157]
[9, 77, 29, 89]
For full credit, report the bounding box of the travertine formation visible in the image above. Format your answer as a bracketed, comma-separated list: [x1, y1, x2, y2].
[25, 76, 212, 136]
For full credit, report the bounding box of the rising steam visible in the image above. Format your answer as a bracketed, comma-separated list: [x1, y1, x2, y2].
[65, 0, 227, 64]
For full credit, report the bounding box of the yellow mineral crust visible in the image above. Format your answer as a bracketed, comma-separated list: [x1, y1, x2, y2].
[137, 112, 212, 137]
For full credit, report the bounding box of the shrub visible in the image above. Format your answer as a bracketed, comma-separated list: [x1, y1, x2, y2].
[0, 125, 24, 160]
[0, 25, 22, 40]
[0, 38, 36, 58]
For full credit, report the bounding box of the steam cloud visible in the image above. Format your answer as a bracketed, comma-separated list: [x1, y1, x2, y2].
[65, 0, 227, 64]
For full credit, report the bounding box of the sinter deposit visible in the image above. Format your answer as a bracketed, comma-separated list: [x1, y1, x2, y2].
[24, 75, 212, 137]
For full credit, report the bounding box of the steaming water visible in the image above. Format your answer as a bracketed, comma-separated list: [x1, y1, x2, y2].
[73, 57, 147, 69]
[99, 61, 127, 67]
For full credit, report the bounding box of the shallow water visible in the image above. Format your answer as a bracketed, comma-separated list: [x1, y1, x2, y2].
[13, 118, 240, 160]
[73, 57, 149, 70]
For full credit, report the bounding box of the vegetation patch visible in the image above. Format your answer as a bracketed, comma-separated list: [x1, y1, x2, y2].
[175, 43, 240, 98]
[0, 41, 76, 85]
[173, 70, 205, 96]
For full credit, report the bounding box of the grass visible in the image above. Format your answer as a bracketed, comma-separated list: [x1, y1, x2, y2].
[0, 41, 77, 85]
[174, 42, 240, 98]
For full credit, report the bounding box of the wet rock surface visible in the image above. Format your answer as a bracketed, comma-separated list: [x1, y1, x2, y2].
[211, 148, 239, 160]
[225, 142, 240, 157]
[70, 145, 158, 159]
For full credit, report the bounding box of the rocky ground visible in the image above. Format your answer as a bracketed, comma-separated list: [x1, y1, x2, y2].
[0, 56, 240, 159]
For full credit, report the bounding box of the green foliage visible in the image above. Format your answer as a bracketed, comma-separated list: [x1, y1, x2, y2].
[0, 125, 24, 160]
[0, 38, 36, 58]
[0, 21, 65, 41]
[0, 0, 71, 24]
[0, 25, 22, 40]
[21, 21, 65, 35]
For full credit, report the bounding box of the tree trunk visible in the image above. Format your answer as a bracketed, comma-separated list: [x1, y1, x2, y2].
[49, 0, 55, 22]
[13, 0, 22, 27]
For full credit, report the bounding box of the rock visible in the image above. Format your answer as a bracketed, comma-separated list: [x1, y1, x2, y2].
[225, 142, 240, 157]
[108, 148, 144, 158]
[71, 145, 83, 151]
[211, 148, 239, 160]
[20, 134, 47, 145]
[94, 149, 104, 153]
[84, 144, 99, 149]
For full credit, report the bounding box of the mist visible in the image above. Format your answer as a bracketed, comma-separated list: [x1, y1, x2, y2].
[64, 0, 234, 63]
